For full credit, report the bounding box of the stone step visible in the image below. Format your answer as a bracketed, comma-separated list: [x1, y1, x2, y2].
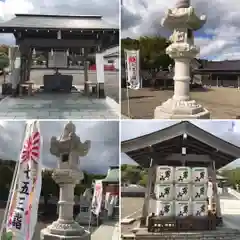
[133, 227, 240, 240]
[121, 234, 135, 239]
[121, 218, 135, 224]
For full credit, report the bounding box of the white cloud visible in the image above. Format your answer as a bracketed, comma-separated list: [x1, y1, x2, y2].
[122, 0, 240, 60]
[0, 0, 119, 45]
[0, 121, 119, 174]
[0, 0, 34, 20]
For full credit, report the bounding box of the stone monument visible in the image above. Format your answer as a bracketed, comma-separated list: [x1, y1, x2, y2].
[75, 189, 98, 226]
[41, 121, 91, 240]
[154, 0, 210, 119]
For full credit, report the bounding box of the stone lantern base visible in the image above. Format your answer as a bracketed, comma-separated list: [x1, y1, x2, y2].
[154, 98, 210, 119]
[40, 220, 91, 240]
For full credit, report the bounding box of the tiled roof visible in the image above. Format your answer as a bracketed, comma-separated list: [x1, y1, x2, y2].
[0, 14, 118, 30]
[202, 60, 240, 71]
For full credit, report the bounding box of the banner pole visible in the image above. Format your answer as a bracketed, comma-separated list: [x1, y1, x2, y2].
[126, 87, 130, 118]
[124, 50, 131, 118]
[0, 122, 27, 239]
[88, 202, 93, 232]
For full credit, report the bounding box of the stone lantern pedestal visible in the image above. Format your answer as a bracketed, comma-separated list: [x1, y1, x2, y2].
[154, 0, 210, 119]
[41, 169, 90, 240]
[41, 122, 91, 240]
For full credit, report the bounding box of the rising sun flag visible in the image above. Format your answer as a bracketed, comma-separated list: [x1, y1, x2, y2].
[0, 120, 42, 240]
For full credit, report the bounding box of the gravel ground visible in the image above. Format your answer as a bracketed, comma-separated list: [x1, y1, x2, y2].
[121, 87, 240, 119]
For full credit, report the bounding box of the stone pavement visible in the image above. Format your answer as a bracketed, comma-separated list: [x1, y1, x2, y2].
[92, 221, 119, 240]
[0, 93, 119, 119]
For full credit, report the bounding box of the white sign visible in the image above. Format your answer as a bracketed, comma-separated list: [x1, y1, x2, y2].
[125, 49, 140, 90]
[5, 121, 42, 240]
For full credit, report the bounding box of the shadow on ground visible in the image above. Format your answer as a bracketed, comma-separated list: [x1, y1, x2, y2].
[121, 87, 240, 119]
[0, 202, 99, 240]
[129, 96, 154, 100]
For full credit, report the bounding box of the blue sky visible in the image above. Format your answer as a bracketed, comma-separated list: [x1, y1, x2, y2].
[122, 0, 240, 61]
[121, 120, 240, 169]
[0, 0, 119, 45]
[0, 120, 119, 174]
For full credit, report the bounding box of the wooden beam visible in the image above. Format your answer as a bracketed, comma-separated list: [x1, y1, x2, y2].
[141, 163, 155, 227]
[211, 161, 222, 219]
[164, 153, 212, 163]
[20, 38, 99, 48]
[129, 143, 180, 159]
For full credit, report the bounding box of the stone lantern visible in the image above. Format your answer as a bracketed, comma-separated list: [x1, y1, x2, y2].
[154, 0, 210, 119]
[41, 121, 91, 240]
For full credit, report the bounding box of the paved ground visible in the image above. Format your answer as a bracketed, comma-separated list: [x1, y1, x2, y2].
[0, 70, 119, 119]
[0, 207, 118, 240]
[121, 87, 240, 119]
[121, 191, 240, 235]
[0, 93, 118, 119]
[121, 197, 143, 235]
[92, 221, 119, 240]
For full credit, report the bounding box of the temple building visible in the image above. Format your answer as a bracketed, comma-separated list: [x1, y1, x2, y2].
[121, 121, 240, 239]
[194, 60, 240, 88]
[0, 14, 119, 97]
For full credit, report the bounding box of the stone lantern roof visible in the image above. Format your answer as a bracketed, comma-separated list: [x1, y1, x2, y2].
[176, 0, 190, 8]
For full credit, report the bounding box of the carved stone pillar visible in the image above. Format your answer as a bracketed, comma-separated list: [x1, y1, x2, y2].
[141, 164, 155, 227]
[95, 52, 105, 98]
[26, 48, 32, 82]
[211, 161, 222, 224]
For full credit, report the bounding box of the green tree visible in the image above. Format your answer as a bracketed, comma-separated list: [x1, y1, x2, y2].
[0, 45, 9, 55]
[121, 36, 173, 70]
[139, 174, 148, 187]
[220, 168, 240, 189]
[36, 54, 46, 65]
[121, 165, 142, 184]
[0, 165, 14, 200]
[41, 170, 59, 206]
[0, 54, 9, 71]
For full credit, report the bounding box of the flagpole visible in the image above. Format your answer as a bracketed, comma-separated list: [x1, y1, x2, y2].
[0, 122, 28, 239]
[28, 120, 42, 240]
[125, 50, 131, 117]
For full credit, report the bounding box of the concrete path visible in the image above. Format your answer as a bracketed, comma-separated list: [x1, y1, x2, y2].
[92, 221, 119, 240]
[0, 93, 119, 119]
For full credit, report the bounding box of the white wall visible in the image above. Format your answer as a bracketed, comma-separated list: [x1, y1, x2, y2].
[104, 56, 119, 70]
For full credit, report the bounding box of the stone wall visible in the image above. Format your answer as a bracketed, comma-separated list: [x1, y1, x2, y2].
[104, 71, 119, 103]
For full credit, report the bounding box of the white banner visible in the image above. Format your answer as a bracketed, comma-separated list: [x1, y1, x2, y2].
[6, 120, 42, 240]
[125, 49, 140, 90]
[91, 180, 103, 216]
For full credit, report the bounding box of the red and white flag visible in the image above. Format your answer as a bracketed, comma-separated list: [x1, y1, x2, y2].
[6, 120, 42, 240]
[91, 180, 103, 216]
[125, 49, 140, 90]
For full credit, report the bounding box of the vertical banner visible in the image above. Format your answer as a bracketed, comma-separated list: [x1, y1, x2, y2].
[91, 180, 103, 216]
[125, 49, 140, 89]
[5, 120, 42, 240]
